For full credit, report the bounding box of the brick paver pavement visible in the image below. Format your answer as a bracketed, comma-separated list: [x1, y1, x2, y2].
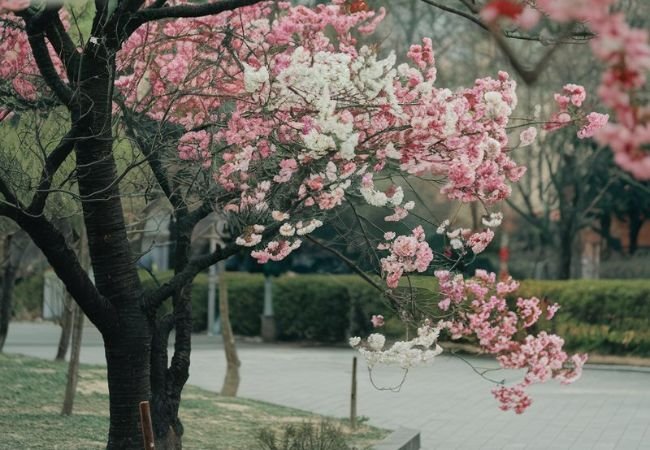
[5, 322, 650, 449]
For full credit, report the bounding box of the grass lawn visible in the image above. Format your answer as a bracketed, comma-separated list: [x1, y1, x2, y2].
[0, 354, 387, 449]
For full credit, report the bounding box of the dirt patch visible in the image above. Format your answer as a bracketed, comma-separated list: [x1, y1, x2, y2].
[77, 380, 109, 395]
[29, 368, 57, 374]
[215, 402, 251, 412]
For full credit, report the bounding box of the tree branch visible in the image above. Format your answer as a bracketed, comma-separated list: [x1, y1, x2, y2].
[419, 0, 486, 30]
[44, 14, 81, 81]
[25, 30, 74, 106]
[0, 173, 24, 210]
[126, 0, 265, 34]
[143, 242, 240, 312]
[0, 208, 115, 332]
[419, 0, 591, 84]
[27, 128, 79, 215]
[304, 235, 402, 312]
[119, 105, 186, 210]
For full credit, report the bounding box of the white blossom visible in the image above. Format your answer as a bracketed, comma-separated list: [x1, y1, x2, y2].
[484, 91, 512, 119]
[355, 323, 444, 369]
[296, 219, 323, 236]
[450, 238, 463, 250]
[482, 212, 503, 228]
[436, 219, 450, 235]
[243, 63, 269, 93]
[349, 337, 361, 347]
[385, 142, 401, 160]
[279, 223, 295, 237]
[236, 233, 262, 247]
[272, 211, 290, 221]
[339, 132, 359, 160]
[367, 333, 386, 351]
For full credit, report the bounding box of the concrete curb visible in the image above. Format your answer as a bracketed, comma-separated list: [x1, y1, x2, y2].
[372, 427, 420, 450]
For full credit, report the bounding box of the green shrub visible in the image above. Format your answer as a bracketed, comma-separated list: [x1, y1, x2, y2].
[13, 270, 650, 356]
[256, 421, 355, 450]
[515, 280, 650, 356]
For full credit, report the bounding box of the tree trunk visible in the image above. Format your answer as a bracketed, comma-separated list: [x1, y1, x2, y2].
[220, 264, 240, 397]
[0, 235, 18, 352]
[61, 302, 84, 414]
[628, 211, 643, 255]
[55, 293, 74, 361]
[74, 47, 151, 449]
[104, 313, 153, 450]
[558, 231, 573, 280]
[149, 218, 194, 449]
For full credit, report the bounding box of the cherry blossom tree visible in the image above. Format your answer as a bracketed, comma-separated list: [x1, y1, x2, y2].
[0, 1, 644, 449]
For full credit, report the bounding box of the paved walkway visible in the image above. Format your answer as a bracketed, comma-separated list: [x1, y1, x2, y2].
[4, 322, 650, 449]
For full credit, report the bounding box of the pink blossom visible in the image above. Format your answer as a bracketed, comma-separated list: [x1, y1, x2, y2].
[371, 315, 385, 328]
[519, 127, 537, 147]
[517, 297, 542, 328]
[467, 229, 495, 254]
[563, 84, 587, 107]
[492, 384, 532, 414]
[546, 303, 560, 320]
[577, 112, 609, 139]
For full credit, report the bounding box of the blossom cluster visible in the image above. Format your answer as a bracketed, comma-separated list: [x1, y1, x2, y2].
[433, 269, 586, 413]
[350, 320, 444, 369]
[112, 1, 528, 264]
[544, 84, 609, 139]
[352, 269, 585, 413]
[378, 226, 433, 288]
[434, 214, 500, 256]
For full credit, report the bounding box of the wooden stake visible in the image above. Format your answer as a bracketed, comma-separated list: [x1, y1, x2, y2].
[139, 401, 155, 449]
[350, 356, 357, 429]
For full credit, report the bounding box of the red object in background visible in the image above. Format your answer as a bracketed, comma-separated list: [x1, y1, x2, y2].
[499, 246, 510, 262]
[483, 0, 524, 19]
[348, 0, 369, 13]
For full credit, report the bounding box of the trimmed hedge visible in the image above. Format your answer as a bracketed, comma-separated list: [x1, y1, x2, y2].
[12, 271, 650, 355]
[515, 280, 650, 356]
[141, 273, 390, 342]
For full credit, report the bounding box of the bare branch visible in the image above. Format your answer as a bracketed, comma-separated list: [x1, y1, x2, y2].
[0, 174, 24, 210]
[419, 0, 486, 30]
[25, 30, 74, 106]
[143, 243, 241, 312]
[128, 0, 266, 31]
[304, 235, 403, 312]
[43, 12, 81, 80]
[27, 128, 79, 215]
[0, 207, 115, 332]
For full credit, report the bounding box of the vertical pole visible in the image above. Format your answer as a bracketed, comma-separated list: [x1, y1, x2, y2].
[261, 275, 276, 342]
[498, 232, 510, 281]
[207, 236, 217, 335]
[263, 275, 273, 316]
[61, 225, 89, 415]
[220, 261, 241, 396]
[139, 401, 155, 449]
[350, 356, 357, 429]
